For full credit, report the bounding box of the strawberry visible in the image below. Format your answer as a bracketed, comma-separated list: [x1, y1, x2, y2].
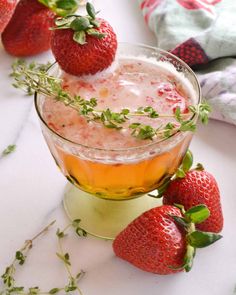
[113, 204, 222, 274]
[1, 0, 79, 57]
[51, 3, 117, 76]
[0, 0, 17, 33]
[163, 168, 223, 233]
[160, 150, 223, 233]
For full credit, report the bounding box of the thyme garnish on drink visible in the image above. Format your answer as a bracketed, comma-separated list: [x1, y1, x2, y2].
[0, 220, 87, 295]
[11, 60, 211, 140]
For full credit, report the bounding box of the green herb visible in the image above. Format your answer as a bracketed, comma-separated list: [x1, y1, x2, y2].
[0, 220, 86, 295]
[2, 145, 16, 156]
[0, 221, 55, 294]
[11, 59, 211, 141]
[55, 220, 86, 295]
[170, 205, 222, 272]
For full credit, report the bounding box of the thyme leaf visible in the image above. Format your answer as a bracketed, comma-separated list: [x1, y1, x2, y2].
[2, 145, 16, 156]
[0, 220, 86, 295]
[11, 60, 211, 141]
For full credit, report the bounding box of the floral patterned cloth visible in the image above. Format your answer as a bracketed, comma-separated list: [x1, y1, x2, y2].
[139, 0, 236, 125]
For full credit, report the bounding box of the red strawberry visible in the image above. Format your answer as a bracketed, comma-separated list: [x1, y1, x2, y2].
[51, 3, 117, 76]
[1, 0, 78, 57]
[163, 169, 223, 233]
[0, 0, 17, 33]
[113, 204, 222, 274]
[113, 205, 187, 274]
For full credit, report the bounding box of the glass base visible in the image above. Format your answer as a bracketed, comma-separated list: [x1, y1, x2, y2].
[63, 183, 162, 240]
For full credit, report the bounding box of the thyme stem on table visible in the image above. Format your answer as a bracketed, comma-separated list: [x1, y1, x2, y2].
[0, 220, 87, 295]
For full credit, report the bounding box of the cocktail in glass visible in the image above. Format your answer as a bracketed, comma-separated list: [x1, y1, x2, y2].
[35, 43, 201, 239]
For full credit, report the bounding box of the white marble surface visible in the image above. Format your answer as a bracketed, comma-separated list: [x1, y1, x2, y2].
[0, 1, 236, 294]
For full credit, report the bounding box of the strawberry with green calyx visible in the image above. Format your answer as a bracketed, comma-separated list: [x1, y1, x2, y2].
[1, 0, 79, 57]
[113, 204, 222, 274]
[162, 151, 224, 233]
[51, 2, 117, 76]
[148, 150, 193, 199]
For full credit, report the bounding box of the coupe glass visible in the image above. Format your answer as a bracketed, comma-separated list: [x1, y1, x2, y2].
[35, 43, 201, 239]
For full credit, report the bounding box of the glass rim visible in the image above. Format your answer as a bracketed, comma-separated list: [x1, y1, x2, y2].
[34, 42, 202, 152]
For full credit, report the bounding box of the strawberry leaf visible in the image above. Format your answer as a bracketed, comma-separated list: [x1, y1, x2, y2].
[175, 168, 186, 178]
[89, 19, 100, 28]
[56, 0, 77, 11]
[157, 177, 172, 196]
[148, 177, 171, 198]
[171, 215, 189, 230]
[73, 31, 86, 45]
[38, 0, 50, 7]
[38, 0, 79, 17]
[183, 245, 195, 272]
[170, 244, 195, 272]
[185, 204, 210, 224]
[181, 150, 193, 172]
[86, 2, 96, 19]
[87, 29, 106, 38]
[70, 17, 91, 31]
[52, 3, 105, 45]
[187, 231, 222, 248]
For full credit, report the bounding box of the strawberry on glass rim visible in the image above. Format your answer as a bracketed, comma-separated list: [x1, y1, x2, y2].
[51, 2, 117, 76]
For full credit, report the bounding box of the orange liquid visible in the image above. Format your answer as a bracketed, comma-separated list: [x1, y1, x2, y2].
[44, 131, 192, 200]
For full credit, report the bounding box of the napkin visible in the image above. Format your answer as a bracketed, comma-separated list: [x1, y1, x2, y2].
[139, 0, 236, 125]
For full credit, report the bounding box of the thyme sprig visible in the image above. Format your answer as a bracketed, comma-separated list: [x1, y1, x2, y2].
[0, 220, 87, 295]
[0, 220, 56, 294]
[11, 60, 211, 141]
[55, 219, 86, 295]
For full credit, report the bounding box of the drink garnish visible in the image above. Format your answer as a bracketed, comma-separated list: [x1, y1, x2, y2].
[50, 3, 118, 76]
[11, 59, 211, 141]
